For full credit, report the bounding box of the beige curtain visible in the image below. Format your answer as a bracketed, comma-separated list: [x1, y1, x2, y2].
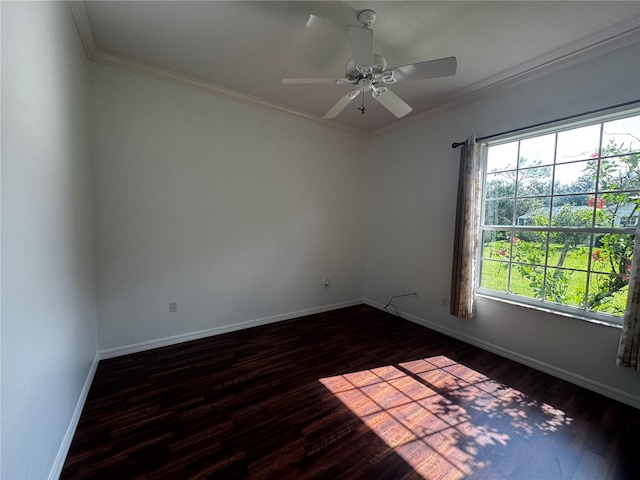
[450, 136, 483, 319]
[617, 220, 640, 371]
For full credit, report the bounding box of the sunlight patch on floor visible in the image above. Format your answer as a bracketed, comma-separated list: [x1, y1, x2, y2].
[320, 356, 572, 479]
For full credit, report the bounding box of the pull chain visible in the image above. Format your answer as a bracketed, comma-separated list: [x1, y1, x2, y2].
[358, 91, 366, 115]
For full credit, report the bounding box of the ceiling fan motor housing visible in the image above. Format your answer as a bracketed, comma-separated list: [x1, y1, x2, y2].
[358, 9, 377, 28]
[345, 54, 387, 81]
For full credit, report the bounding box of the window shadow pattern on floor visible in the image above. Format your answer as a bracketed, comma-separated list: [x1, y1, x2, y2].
[320, 355, 572, 479]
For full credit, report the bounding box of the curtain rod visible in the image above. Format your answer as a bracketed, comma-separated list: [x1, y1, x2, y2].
[451, 99, 640, 149]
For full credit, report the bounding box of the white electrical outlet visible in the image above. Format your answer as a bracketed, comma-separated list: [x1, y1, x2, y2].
[169, 301, 178, 312]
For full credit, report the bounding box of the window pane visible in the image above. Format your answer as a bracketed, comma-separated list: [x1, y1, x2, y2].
[516, 197, 550, 226]
[589, 245, 608, 273]
[480, 259, 509, 292]
[620, 209, 639, 228]
[544, 268, 586, 307]
[602, 115, 640, 155]
[481, 230, 511, 260]
[509, 264, 544, 300]
[588, 273, 629, 316]
[598, 154, 640, 192]
[596, 198, 639, 228]
[551, 199, 592, 228]
[556, 124, 601, 163]
[591, 234, 635, 275]
[485, 171, 515, 199]
[517, 166, 552, 196]
[519, 133, 555, 168]
[487, 142, 518, 173]
[548, 234, 590, 269]
[554, 161, 595, 194]
[485, 199, 514, 226]
[512, 232, 547, 266]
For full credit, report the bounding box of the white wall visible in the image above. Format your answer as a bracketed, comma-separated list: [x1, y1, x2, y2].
[0, 3, 637, 476]
[91, 63, 367, 350]
[1, 2, 98, 479]
[363, 41, 640, 405]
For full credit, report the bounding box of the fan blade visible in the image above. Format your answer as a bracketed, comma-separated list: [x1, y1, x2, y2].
[372, 88, 412, 118]
[389, 57, 457, 82]
[324, 90, 360, 119]
[283, 78, 352, 85]
[295, 14, 350, 70]
[348, 26, 373, 67]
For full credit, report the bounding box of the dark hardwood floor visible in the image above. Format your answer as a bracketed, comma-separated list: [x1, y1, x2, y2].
[62, 304, 639, 479]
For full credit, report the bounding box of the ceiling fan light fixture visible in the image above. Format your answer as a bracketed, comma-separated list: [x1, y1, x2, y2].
[372, 86, 387, 98]
[382, 70, 396, 84]
[346, 89, 361, 100]
[346, 55, 387, 80]
[357, 78, 374, 92]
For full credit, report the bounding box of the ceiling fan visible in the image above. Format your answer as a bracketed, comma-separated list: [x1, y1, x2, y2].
[283, 9, 457, 119]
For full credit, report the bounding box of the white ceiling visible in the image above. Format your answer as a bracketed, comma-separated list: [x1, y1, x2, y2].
[78, 1, 640, 135]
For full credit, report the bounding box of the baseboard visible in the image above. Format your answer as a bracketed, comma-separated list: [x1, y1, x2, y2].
[364, 299, 640, 409]
[99, 299, 365, 360]
[48, 352, 100, 480]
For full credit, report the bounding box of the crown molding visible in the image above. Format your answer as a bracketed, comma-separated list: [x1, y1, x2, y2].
[372, 23, 640, 137]
[68, 1, 638, 140]
[89, 49, 371, 138]
[66, 1, 369, 138]
[67, 0, 96, 59]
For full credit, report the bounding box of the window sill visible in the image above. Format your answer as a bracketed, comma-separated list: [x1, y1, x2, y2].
[475, 293, 623, 329]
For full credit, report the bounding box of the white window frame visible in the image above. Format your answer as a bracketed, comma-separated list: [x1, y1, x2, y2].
[477, 106, 640, 327]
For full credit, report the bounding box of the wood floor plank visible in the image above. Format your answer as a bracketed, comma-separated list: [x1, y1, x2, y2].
[61, 305, 639, 479]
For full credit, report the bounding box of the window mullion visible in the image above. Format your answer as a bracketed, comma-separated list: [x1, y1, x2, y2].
[541, 133, 560, 302]
[585, 123, 606, 311]
[508, 143, 522, 295]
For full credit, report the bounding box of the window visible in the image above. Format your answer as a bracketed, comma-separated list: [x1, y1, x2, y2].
[478, 109, 640, 325]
